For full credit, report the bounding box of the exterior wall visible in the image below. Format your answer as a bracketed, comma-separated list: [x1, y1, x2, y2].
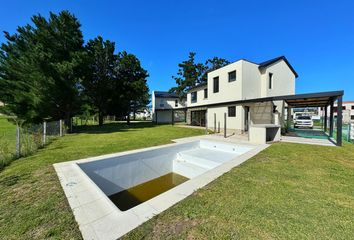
[242, 61, 261, 100]
[260, 60, 296, 97]
[249, 102, 273, 125]
[187, 86, 208, 107]
[206, 105, 244, 134]
[206, 61, 243, 104]
[154, 110, 172, 123]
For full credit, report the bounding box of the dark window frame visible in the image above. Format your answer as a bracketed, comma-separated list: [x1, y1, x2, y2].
[228, 106, 236, 117]
[213, 77, 219, 93]
[175, 99, 178, 107]
[269, 73, 273, 89]
[204, 88, 208, 99]
[228, 70, 236, 82]
[191, 91, 197, 103]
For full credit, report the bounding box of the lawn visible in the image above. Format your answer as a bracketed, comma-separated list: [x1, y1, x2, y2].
[0, 116, 17, 166]
[0, 122, 353, 240]
[0, 122, 205, 239]
[124, 142, 354, 239]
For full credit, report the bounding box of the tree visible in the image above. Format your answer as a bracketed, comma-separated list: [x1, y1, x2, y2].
[169, 52, 229, 98]
[0, 11, 85, 124]
[81, 36, 116, 126]
[112, 51, 149, 124]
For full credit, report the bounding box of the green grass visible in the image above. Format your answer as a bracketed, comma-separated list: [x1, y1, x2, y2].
[124, 142, 354, 239]
[0, 116, 17, 166]
[1, 121, 353, 239]
[0, 122, 205, 239]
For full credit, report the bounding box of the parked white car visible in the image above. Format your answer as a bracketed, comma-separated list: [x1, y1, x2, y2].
[294, 115, 313, 129]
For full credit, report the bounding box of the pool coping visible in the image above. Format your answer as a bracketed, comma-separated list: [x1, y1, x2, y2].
[53, 138, 268, 240]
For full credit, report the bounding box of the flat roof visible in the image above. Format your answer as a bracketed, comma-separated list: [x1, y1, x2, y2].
[186, 90, 344, 109]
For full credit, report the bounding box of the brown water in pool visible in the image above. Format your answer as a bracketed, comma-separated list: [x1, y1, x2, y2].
[108, 172, 189, 211]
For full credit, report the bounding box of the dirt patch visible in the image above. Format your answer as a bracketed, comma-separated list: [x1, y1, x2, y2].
[150, 218, 202, 239]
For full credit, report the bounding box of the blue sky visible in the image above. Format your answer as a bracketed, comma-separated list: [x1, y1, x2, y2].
[1, 0, 354, 100]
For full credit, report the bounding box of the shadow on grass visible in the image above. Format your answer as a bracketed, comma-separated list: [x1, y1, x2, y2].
[73, 121, 165, 134]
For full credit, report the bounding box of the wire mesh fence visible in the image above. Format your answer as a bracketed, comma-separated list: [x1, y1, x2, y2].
[0, 117, 65, 170]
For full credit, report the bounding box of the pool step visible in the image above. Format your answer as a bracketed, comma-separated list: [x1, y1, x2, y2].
[173, 161, 209, 179]
[177, 152, 221, 169]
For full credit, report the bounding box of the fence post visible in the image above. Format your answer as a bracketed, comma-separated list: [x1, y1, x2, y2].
[218, 121, 220, 133]
[59, 119, 63, 137]
[15, 124, 20, 158]
[224, 112, 227, 138]
[43, 121, 47, 145]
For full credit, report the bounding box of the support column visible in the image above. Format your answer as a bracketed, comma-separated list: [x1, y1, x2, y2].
[205, 111, 208, 135]
[324, 106, 328, 132]
[224, 112, 227, 138]
[155, 111, 158, 124]
[171, 110, 174, 125]
[329, 101, 334, 137]
[287, 106, 291, 129]
[337, 96, 343, 146]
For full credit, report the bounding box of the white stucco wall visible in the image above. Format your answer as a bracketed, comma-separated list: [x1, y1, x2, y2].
[206, 105, 244, 133]
[242, 61, 262, 100]
[206, 61, 243, 104]
[187, 85, 208, 107]
[260, 60, 296, 98]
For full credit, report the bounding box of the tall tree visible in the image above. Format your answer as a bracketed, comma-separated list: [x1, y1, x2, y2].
[0, 11, 85, 123]
[81, 36, 116, 126]
[112, 51, 149, 124]
[169, 52, 229, 98]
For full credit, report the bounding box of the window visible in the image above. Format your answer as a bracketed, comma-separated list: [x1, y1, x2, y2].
[159, 103, 164, 108]
[343, 106, 346, 110]
[228, 70, 236, 82]
[204, 88, 208, 99]
[268, 73, 273, 89]
[213, 77, 219, 93]
[352, 105, 354, 110]
[228, 106, 236, 117]
[351, 115, 354, 120]
[175, 100, 178, 107]
[191, 92, 197, 103]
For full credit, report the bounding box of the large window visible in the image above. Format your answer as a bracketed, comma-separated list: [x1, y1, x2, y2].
[269, 73, 273, 89]
[228, 70, 236, 82]
[228, 106, 236, 117]
[204, 88, 208, 99]
[191, 92, 197, 103]
[213, 77, 219, 93]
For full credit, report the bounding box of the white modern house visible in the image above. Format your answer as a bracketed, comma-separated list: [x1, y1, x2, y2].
[153, 56, 296, 131]
[152, 56, 345, 145]
[323, 101, 354, 123]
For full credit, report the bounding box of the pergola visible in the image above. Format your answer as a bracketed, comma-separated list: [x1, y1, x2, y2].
[279, 91, 344, 146]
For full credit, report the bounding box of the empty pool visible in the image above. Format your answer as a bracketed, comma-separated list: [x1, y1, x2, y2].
[54, 139, 266, 240]
[78, 140, 252, 211]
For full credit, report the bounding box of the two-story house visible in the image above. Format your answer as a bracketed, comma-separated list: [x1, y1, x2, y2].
[153, 56, 298, 133]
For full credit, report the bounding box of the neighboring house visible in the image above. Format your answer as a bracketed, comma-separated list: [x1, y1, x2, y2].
[153, 56, 297, 134]
[152, 91, 186, 123]
[323, 101, 354, 123]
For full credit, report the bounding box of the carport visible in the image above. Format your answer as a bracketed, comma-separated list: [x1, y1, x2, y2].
[279, 91, 344, 146]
